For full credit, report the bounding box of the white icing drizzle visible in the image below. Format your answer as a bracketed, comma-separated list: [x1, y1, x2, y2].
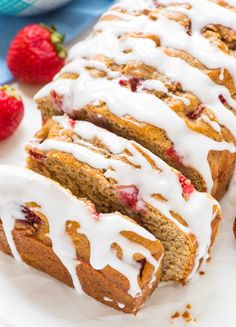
[34, 0, 236, 193]
[60, 116, 127, 154]
[158, 0, 236, 30]
[201, 114, 221, 132]
[36, 64, 234, 192]
[103, 296, 125, 309]
[139, 79, 190, 105]
[115, 1, 236, 84]
[220, 68, 225, 81]
[0, 165, 161, 297]
[0, 202, 25, 262]
[169, 93, 191, 106]
[117, 302, 126, 309]
[29, 115, 221, 279]
[140, 79, 168, 93]
[93, 6, 236, 134]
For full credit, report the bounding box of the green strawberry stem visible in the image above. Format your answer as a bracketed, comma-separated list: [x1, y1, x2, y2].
[0, 84, 21, 99]
[40, 23, 67, 59]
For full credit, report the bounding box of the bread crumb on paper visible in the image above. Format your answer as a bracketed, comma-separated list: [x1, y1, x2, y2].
[171, 311, 180, 319]
[171, 303, 196, 324]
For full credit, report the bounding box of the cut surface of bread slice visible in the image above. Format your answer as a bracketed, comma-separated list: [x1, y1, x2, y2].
[26, 116, 221, 284]
[34, 0, 236, 200]
[0, 165, 163, 314]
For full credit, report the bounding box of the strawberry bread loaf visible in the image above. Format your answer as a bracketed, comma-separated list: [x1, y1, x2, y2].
[0, 165, 164, 314]
[34, 0, 236, 200]
[26, 116, 221, 283]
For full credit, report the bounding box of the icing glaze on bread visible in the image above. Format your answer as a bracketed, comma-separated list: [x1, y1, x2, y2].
[0, 165, 163, 313]
[35, 0, 236, 198]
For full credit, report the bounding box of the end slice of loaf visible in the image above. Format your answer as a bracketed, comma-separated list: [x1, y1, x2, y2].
[26, 116, 221, 284]
[0, 165, 163, 314]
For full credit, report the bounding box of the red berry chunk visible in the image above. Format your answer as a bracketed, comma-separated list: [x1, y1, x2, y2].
[91, 205, 101, 221]
[165, 147, 184, 166]
[129, 78, 140, 92]
[50, 90, 62, 110]
[119, 79, 127, 87]
[21, 205, 41, 225]
[28, 149, 46, 160]
[115, 185, 140, 210]
[187, 105, 204, 120]
[218, 94, 226, 105]
[178, 174, 194, 199]
[119, 78, 141, 92]
[69, 118, 76, 128]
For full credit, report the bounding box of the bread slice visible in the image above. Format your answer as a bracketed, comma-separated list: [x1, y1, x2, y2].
[0, 165, 163, 314]
[34, 0, 236, 200]
[26, 116, 221, 284]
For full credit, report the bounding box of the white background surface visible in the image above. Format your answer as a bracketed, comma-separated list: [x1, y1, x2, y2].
[0, 69, 235, 327]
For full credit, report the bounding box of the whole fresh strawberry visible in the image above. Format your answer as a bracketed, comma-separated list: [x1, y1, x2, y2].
[7, 24, 67, 84]
[0, 85, 24, 141]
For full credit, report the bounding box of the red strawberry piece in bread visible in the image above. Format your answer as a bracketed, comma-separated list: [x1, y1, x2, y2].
[165, 146, 184, 166]
[0, 85, 24, 141]
[178, 174, 195, 200]
[21, 205, 41, 226]
[7, 24, 67, 84]
[114, 185, 145, 212]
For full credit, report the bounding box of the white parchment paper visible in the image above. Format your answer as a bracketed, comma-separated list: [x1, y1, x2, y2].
[0, 83, 235, 327]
